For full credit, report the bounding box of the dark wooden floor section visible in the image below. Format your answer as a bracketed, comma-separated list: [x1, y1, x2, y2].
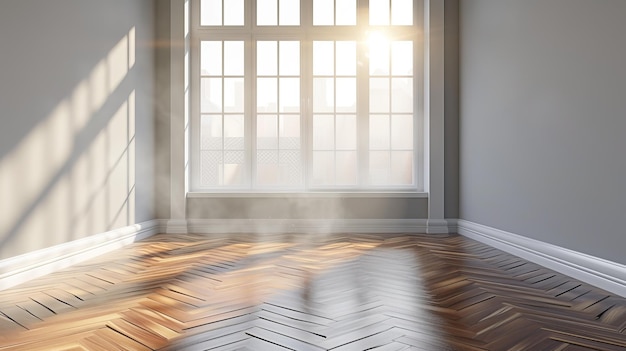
[0, 233, 625, 350]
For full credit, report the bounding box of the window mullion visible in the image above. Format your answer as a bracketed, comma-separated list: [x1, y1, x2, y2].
[302, 39, 312, 191]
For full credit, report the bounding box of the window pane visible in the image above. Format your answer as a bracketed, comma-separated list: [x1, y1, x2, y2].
[200, 0, 221, 26]
[280, 78, 300, 112]
[391, 0, 412, 25]
[258, 151, 279, 185]
[279, 41, 300, 76]
[279, 0, 300, 25]
[391, 78, 412, 113]
[336, 41, 356, 76]
[336, 0, 356, 26]
[336, 151, 357, 184]
[257, 0, 278, 25]
[224, 41, 244, 76]
[201, 41, 221, 76]
[391, 151, 413, 184]
[201, 151, 222, 186]
[224, 115, 244, 149]
[279, 150, 302, 185]
[201, 115, 222, 149]
[391, 41, 413, 76]
[257, 41, 277, 76]
[369, 36, 389, 75]
[391, 115, 413, 149]
[312, 151, 334, 185]
[224, 78, 244, 112]
[313, 0, 334, 26]
[313, 78, 334, 112]
[224, 151, 245, 185]
[370, 78, 390, 113]
[369, 151, 390, 184]
[336, 115, 356, 150]
[201, 78, 222, 113]
[280, 115, 300, 149]
[313, 115, 334, 149]
[313, 41, 334, 76]
[369, 115, 390, 150]
[369, 0, 390, 25]
[257, 115, 278, 149]
[257, 78, 278, 112]
[336, 78, 356, 112]
[224, 0, 244, 25]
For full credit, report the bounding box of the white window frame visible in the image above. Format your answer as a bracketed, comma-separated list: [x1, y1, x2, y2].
[188, 0, 425, 193]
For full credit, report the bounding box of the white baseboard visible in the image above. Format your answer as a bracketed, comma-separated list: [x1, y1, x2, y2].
[0, 219, 164, 291]
[186, 218, 430, 234]
[456, 219, 626, 298]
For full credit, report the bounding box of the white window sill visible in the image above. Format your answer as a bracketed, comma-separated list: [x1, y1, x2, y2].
[187, 191, 428, 198]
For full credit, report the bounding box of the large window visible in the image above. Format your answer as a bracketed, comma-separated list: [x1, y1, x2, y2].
[191, 0, 423, 192]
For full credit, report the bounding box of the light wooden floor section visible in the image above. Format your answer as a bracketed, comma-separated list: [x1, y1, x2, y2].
[0, 232, 625, 350]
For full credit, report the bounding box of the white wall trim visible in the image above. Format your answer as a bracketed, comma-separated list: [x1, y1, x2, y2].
[456, 219, 626, 298]
[186, 219, 430, 234]
[0, 220, 164, 291]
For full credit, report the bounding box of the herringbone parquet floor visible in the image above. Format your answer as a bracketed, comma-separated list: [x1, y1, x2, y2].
[0, 232, 625, 350]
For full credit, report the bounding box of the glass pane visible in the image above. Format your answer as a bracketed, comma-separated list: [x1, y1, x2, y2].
[257, 0, 278, 25]
[312, 151, 334, 185]
[369, 34, 389, 75]
[257, 41, 277, 76]
[313, 0, 334, 25]
[280, 78, 300, 112]
[257, 78, 278, 112]
[224, 115, 244, 149]
[369, 151, 390, 184]
[391, 151, 413, 184]
[201, 115, 222, 149]
[201, 78, 222, 113]
[336, 78, 356, 112]
[279, 115, 300, 149]
[336, 0, 356, 25]
[279, 150, 302, 185]
[336, 115, 356, 150]
[336, 151, 357, 184]
[224, 151, 245, 185]
[279, 0, 300, 25]
[201, 41, 221, 75]
[369, 115, 390, 150]
[258, 153, 280, 185]
[201, 0, 221, 26]
[370, 78, 390, 113]
[201, 151, 222, 186]
[224, 41, 244, 76]
[391, 78, 413, 113]
[313, 41, 334, 76]
[224, 78, 244, 112]
[313, 115, 334, 149]
[391, 115, 413, 149]
[257, 115, 278, 149]
[336, 41, 356, 76]
[279, 41, 300, 76]
[313, 78, 334, 112]
[224, 0, 244, 25]
[391, 0, 412, 25]
[392, 41, 413, 76]
[369, 0, 390, 25]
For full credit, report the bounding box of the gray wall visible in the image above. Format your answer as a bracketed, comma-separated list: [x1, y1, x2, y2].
[0, 0, 156, 259]
[459, 0, 626, 264]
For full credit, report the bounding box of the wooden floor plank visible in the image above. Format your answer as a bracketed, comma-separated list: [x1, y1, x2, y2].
[0, 232, 624, 350]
